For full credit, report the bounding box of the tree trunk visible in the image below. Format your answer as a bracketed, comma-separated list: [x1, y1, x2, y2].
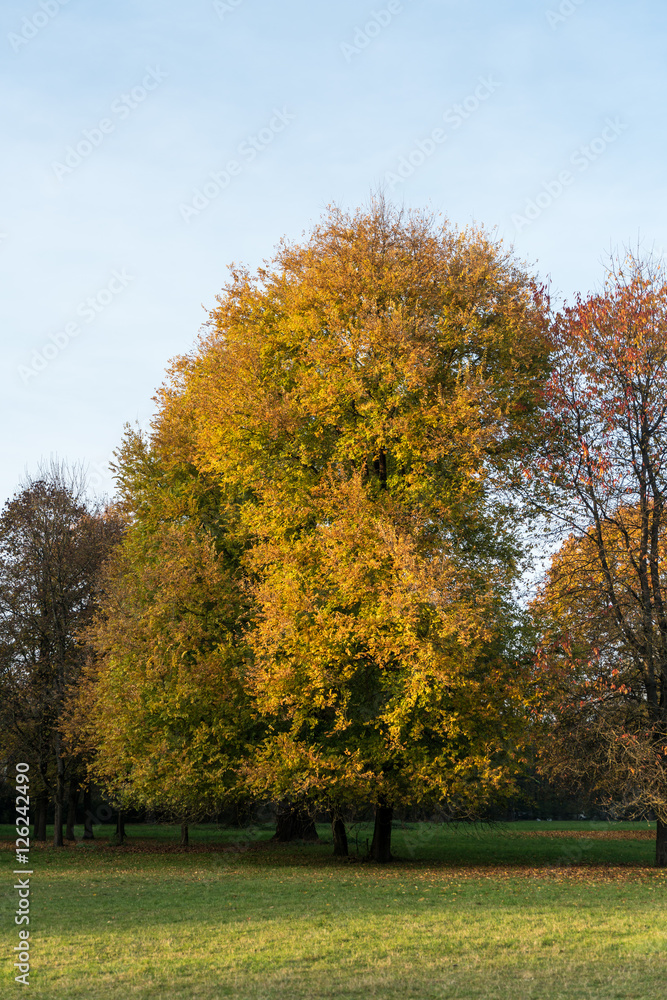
[66, 780, 79, 840]
[34, 791, 48, 843]
[180, 823, 189, 847]
[115, 810, 125, 844]
[374, 448, 387, 488]
[370, 800, 393, 862]
[656, 818, 667, 867]
[83, 787, 94, 839]
[53, 749, 65, 847]
[273, 803, 319, 842]
[332, 813, 348, 857]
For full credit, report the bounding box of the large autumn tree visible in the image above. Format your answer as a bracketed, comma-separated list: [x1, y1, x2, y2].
[143, 199, 551, 858]
[526, 254, 667, 865]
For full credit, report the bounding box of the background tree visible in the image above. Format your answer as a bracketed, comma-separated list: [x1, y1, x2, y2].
[525, 253, 667, 865]
[66, 430, 253, 828]
[533, 520, 667, 832]
[0, 462, 122, 846]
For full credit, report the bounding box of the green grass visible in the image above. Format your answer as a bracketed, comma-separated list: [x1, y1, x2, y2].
[2, 820, 666, 999]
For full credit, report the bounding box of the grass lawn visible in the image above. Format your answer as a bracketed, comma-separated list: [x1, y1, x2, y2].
[2, 819, 666, 999]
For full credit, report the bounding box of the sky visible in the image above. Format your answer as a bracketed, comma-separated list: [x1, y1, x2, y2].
[2, 0, 665, 506]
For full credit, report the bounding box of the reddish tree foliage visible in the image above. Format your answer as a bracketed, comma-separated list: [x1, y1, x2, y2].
[528, 255, 667, 865]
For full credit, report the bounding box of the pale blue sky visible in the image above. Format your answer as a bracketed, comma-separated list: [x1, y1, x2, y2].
[2, 0, 665, 503]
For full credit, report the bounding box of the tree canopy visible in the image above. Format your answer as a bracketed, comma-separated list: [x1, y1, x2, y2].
[77, 200, 551, 858]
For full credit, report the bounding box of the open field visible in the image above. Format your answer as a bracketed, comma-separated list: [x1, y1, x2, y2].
[2, 821, 666, 999]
